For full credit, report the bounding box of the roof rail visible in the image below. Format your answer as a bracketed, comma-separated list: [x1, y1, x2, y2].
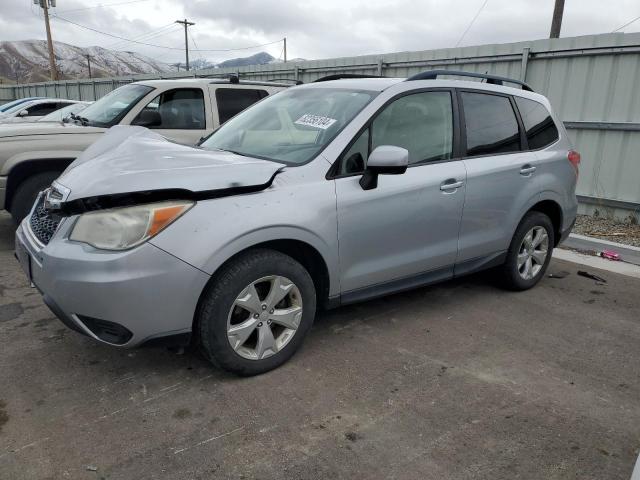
[314, 74, 386, 82]
[202, 74, 298, 88]
[267, 78, 304, 85]
[406, 69, 534, 92]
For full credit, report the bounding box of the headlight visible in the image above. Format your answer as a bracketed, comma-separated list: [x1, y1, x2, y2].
[69, 200, 194, 250]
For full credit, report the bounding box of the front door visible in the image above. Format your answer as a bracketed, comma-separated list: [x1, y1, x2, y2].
[333, 90, 466, 297]
[130, 88, 208, 145]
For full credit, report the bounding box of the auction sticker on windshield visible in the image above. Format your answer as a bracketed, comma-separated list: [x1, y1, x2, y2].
[294, 114, 337, 130]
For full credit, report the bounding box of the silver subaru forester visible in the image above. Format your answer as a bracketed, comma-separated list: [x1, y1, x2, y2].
[15, 71, 579, 375]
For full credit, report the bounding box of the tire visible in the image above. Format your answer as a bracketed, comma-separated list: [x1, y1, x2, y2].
[499, 211, 555, 291]
[10, 171, 61, 224]
[197, 249, 316, 376]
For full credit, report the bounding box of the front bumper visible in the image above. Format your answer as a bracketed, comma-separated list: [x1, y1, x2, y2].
[15, 218, 210, 347]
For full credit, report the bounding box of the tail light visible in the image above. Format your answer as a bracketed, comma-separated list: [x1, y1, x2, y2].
[568, 150, 581, 176]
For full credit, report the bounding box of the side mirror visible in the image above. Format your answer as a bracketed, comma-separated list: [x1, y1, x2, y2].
[359, 145, 409, 190]
[18, 109, 29, 117]
[131, 109, 162, 128]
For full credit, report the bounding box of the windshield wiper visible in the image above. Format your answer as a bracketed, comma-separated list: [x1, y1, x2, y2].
[68, 112, 90, 126]
[213, 148, 250, 157]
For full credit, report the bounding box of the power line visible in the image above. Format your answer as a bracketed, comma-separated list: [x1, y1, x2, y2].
[51, 14, 184, 49]
[455, 0, 489, 47]
[106, 23, 180, 50]
[52, 0, 152, 14]
[612, 14, 640, 32]
[50, 14, 285, 52]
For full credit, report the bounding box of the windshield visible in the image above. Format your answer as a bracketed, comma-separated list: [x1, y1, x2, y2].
[201, 87, 377, 165]
[0, 98, 39, 113]
[78, 84, 153, 127]
[39, 103, 88, 122]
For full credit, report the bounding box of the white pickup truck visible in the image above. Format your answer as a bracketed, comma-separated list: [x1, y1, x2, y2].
[0, 77, 289, 222]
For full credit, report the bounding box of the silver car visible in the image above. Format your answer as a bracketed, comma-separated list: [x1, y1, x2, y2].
[15, 71, 579, 375]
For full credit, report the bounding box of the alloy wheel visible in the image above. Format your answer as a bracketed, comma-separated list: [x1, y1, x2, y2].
[226, 275, 303, 360]
[517, 226, 549, 280]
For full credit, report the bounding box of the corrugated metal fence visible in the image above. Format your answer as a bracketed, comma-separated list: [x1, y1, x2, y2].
[2, 32, 639, 219]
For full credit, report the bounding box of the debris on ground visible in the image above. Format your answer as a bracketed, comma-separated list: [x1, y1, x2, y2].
[577, 271, 607, 283]
[574, 214, 640, 248]
[598, 250, 621, 261]
[548, 271, 571, 279]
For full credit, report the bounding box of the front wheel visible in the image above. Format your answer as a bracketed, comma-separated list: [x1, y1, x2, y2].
[499, 211, 555, 291]
[197, 249, 316, 376]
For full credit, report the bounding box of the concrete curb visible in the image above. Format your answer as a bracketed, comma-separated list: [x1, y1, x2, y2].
[553, 249, 640, 279]
[562, 233, 640, 266]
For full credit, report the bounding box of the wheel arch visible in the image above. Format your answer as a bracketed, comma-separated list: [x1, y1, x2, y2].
[527, 199, 563, 246]
[192, 238, 334, 337]
[5, 158, 74, 212]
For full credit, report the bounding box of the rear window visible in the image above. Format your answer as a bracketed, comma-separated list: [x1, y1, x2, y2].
[216, 88, 268, 124]
[514, 97, 559, 150]
[461, 92, 521, 157]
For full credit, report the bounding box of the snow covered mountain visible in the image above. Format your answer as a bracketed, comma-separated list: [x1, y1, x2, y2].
[0, 40, 170, 83]
[0, 40, 304, 83]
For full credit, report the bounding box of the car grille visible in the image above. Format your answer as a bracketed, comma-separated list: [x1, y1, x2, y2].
[29, 196, 62, 245]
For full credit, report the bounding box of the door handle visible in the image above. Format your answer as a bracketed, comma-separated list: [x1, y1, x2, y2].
[520, 165, 537, 176]
[440, 179, 464, 191]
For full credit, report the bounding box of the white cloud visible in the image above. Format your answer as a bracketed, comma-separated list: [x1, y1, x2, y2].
[2, 0, 640, 64]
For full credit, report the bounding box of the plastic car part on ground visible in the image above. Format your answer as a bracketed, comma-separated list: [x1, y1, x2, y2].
[577, 270, 607, 283]
[598, 250, 621, 261]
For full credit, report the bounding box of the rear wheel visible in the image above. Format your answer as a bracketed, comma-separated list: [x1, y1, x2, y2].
[499, 211, 554, 291]
[197, 249, 316, 376]
[10, 171, 60, 224]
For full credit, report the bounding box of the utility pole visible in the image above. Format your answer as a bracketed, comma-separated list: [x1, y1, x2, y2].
[549, 0, 565, 38]
[175, 19, 195, 71]
[35, 0, 59, 80]
[85, 54, 93, 79]
[283, 37, 287, 63]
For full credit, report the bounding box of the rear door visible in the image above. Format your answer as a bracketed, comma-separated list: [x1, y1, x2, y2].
[456, 89, 541, 269]
[334, 89, 467, 297]
[211, 87, 269, 128]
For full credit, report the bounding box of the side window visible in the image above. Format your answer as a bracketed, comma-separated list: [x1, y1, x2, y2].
[371, 91, 453, 165]
[338, 91, 453, 175]
[514, 97, 559, 150]
[216, 88, 269, 124]
[26, 103, 58, 116]
[461, 92, 520, 157]
[133, 88, 205, 130]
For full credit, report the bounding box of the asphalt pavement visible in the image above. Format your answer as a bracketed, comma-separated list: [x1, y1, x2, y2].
[1, 211, 639, 479]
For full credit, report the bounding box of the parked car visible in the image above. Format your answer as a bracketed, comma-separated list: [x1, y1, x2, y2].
[0, 78, 289, 223]
[0, 102, 91, 128]
[15, 71, 579, 376]
[0, 98, 80, 124]
[0, 97, 45, 112]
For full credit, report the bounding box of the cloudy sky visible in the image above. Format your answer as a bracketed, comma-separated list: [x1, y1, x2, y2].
[3, 0, 640, 64]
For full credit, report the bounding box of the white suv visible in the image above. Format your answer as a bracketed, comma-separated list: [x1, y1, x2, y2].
[0, 77, 289, 222]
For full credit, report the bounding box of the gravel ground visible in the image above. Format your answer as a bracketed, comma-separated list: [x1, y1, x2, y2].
[573, 214, 640, 248]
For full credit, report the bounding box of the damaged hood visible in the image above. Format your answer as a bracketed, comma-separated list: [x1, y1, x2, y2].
[57, 126, 283, 203]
